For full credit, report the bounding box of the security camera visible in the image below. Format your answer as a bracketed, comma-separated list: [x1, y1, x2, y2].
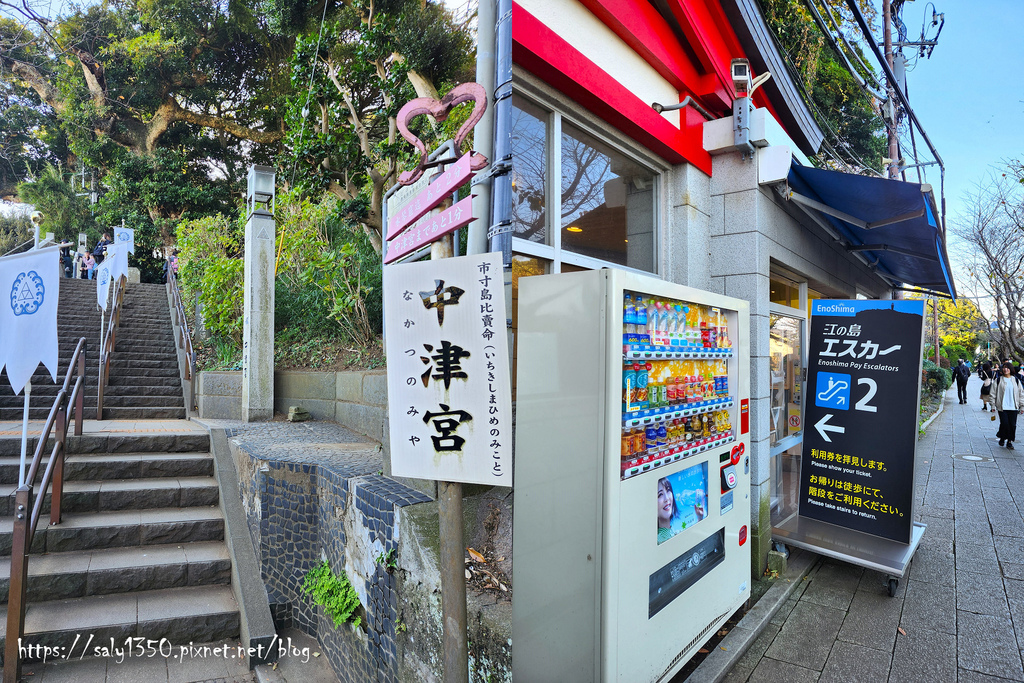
[731, 59, 751, 97]
[731, 58, 772, 99]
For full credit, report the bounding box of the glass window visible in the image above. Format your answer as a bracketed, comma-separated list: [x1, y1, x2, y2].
[510, 255, 551, 398]
[806, 287, 824, 318]
[510, 95, 548, 244]
[559, 123, 655, 271]
[770, 443, 802, 525]
[769, 313, 803, 448]
[770, 274, 801, 309]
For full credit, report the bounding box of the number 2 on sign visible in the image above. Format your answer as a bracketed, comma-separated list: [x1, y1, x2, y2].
[855, 378, 878, 412]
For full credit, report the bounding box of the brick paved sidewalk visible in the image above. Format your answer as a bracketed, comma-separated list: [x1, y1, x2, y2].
[720, 373, 1024, 682]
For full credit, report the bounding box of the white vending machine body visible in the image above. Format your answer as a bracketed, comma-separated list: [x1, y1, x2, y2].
[513, 269, 751, 683]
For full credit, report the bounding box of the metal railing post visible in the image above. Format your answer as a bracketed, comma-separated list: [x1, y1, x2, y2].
[74, 345, 85, 436]
[50, 403, 66, 526]
[4, 487, 32, 683]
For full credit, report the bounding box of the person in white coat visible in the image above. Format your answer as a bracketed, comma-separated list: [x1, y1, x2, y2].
[994, 362, 1024, 449]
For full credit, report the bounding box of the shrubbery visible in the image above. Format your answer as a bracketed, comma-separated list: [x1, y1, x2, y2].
[176, 191, 382, 369]
[922, 359, 951, 396]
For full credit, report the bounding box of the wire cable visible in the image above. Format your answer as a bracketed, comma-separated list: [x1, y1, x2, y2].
[288, 0, 332, 189]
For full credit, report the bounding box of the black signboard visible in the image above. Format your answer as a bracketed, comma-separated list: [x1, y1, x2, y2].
[798, 300, 925, 544]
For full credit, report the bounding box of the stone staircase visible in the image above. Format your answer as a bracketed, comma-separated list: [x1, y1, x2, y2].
[0, 277, 186, 421]
[0, 431, 243, 664]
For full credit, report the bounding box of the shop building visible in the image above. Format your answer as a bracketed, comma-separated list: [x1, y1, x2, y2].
[502, 0, 955, 572]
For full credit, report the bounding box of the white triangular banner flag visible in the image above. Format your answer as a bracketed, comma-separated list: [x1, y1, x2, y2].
[114, 227, 135, 254]
[96, 261, 113, 311]
[0, 246, 60, 395]
[106, 242, 129, 283]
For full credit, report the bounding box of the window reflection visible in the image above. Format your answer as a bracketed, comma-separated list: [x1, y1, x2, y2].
[769, 314, 803, 447]
[510, 96, 547, 244]
[771, 443, 802, 526]
[560, 123, 654, 271]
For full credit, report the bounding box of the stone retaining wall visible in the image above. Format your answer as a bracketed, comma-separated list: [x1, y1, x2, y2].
[197, 369, 389, 451]
[222, 425, 511, 682]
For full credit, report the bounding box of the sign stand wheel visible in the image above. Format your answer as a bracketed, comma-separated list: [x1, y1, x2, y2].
[886, 576, 899, 598]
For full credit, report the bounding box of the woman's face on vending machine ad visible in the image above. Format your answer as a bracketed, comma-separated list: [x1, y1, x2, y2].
[658, 480, 675, 527]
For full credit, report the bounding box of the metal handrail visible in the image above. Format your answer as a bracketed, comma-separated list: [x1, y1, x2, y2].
[97, 274, 127, 420]
[1, 239, 34, 257]
[167, 264, 197, 411]
[4, 338, 87, 683]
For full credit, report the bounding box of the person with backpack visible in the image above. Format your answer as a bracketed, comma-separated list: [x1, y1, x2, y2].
[953, 359, 971, 404]
[995, 362, 1024, 449]
[93, 233, 113, 264]
[979, 361, 996, 412]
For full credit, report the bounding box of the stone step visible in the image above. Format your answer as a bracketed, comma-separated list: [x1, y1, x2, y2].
[108, 360, 179, 372]
[98, 384, 183, 398]
[0, 453, 214, 485]
[100, 407, 187, 420]
[106, 375, 183, 387]
[0, 541, 230, 603]
[98, 394, 183, 408]
[0, 476, 219, 515]
[0, 405, 187, 421]
[0, 433, 210, 458]
[0, 506, 225, 555]
[0, 584, 240, 661]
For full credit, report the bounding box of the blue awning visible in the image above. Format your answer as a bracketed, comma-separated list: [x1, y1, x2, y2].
[786, 164, 956, 298]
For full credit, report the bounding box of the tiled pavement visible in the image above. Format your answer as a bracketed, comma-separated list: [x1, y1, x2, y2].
[723, 374, 1024, 682]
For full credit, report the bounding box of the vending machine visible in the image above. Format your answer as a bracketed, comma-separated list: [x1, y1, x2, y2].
[513, 269, 751, 683]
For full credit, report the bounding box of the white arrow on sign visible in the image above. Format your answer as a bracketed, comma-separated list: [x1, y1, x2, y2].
[814, 414, 845, 443]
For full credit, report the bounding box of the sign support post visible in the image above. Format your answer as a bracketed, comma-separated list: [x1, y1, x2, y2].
[386, 83, 505, 683]
[429, 232, 469, 683]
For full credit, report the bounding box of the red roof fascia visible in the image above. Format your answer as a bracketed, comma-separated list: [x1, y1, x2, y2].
[512, 3, 712, 174]
[575, 0, 702, 95]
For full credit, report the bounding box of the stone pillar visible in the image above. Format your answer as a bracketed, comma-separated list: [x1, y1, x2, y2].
[242, 210, 275, 421]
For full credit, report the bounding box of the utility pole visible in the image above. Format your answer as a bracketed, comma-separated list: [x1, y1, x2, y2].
[883, 0, 900, 179]
[933, 297, 940, 365]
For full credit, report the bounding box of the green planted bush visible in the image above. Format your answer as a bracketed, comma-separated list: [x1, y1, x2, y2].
[301, 561, 362, 629]
[922, 359, 951, 395]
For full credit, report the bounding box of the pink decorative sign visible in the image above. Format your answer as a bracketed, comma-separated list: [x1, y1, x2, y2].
[396, 82, 488, 186]
[385, 197, 475, 264]
[387, 154, 473, 240]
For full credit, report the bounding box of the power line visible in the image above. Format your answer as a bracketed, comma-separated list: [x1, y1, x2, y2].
[288, 0, 332, 189]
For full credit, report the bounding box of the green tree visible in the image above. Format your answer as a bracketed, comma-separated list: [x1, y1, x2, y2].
[16, 165, 95, 242]
[282, 0, 474, 252]
[762, 0, 887, 172]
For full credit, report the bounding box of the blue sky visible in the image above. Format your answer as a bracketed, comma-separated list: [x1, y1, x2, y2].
[878, 0, 1024, 287]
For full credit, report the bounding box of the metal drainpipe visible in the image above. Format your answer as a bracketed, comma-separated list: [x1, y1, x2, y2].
[468, 0, 497, 257]
[489, 0, 513, 265]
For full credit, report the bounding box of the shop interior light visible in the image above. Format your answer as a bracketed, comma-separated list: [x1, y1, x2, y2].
[566, 226, 582, 233]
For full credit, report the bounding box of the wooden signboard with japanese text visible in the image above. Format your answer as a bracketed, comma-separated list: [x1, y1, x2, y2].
[383, 253, 512, 486]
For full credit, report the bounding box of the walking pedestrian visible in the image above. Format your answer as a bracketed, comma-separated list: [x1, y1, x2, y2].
[980, 361, 996, 412]
[82, 251, 95, 279]
[954, 358, 970, 404]
[995, 362, 1024, 449]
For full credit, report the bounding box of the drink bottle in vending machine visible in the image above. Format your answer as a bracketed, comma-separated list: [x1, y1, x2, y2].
[514, 269, 751, 683]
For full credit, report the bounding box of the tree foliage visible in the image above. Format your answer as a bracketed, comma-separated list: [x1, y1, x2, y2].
[761, 0, 887, 172]
[952, 170, 1024, 360]
[282, 0, 474, 252]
